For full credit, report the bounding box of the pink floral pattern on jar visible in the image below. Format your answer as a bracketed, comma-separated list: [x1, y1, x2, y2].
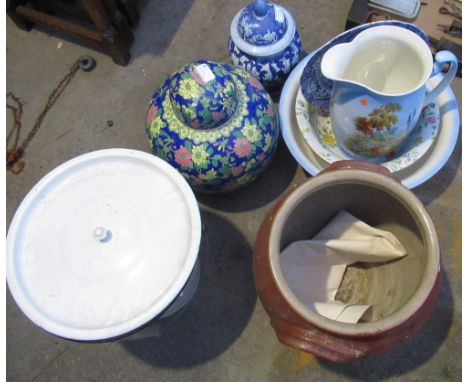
[249, 76, 264, 90]
[146, 105, 158, 126]
[234, 138, 252, 158]
[231, 166, 244, 177]
[174, 146, 192, 167]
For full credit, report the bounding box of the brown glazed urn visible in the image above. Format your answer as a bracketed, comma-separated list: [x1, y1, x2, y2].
[253, 161, 441, 362]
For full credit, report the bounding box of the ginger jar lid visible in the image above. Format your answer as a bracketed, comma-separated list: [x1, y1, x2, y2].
[230, 0, 296, 57]
[169, 61, 238, 130]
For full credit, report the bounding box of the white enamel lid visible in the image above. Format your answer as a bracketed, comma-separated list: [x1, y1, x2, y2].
[6, 149, 202, 341]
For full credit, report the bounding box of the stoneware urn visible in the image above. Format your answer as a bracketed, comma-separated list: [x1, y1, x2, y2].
[146, 60, 279, 193]
[228, 0, 302, 89]
[253, 161, 441, 362]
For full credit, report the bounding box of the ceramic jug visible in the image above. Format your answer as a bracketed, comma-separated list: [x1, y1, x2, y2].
[321, 25, 457, 158]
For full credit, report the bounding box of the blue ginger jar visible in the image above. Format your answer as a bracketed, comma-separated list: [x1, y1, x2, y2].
[146, 60, 279, 193]
[228, 0, 302, 90]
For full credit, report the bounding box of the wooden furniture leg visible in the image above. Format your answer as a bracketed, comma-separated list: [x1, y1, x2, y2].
[16, 4, 102, 41]
[82, 0, 130, 66]
[31, 0, 90, 23]
[102, 0, 134, 47]
[118, 0, 139, 26]
[8, 0, 136, 66]
[7, 0, 34, 31]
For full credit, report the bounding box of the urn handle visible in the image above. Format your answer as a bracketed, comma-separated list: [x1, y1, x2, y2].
[271, 316, 367, 363]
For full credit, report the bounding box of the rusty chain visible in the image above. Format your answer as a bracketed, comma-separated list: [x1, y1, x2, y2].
[6, 56, 95, 174]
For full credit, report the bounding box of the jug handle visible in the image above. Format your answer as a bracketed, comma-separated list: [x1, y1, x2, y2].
[424, 50, 458, 106]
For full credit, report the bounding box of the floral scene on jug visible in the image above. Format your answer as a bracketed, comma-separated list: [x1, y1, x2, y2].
[344, 103, 406, 157]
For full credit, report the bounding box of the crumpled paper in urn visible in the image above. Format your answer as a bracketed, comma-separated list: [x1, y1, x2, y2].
[280, 210, 407, 323]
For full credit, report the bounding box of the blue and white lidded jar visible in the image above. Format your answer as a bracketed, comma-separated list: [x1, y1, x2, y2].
[228, 0, 302, 89]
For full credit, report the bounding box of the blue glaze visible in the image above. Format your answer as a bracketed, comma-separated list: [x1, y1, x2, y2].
[253, 0, 268, 16]
[229, 31, 302, 86]
[238, 0, 287, 46]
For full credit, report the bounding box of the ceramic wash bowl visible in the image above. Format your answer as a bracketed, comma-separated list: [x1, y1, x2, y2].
[253, 161, 441, 362]
[146, 60, 279, 193]
[279, 21, 460, 189]
[295, 87, 440, 174]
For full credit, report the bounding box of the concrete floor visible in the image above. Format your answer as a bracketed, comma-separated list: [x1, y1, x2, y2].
[6, 0, 461, 381]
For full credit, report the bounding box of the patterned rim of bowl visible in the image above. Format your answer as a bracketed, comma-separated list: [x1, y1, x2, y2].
[299, 20, 430, 110]
[295, 87, 440, 173]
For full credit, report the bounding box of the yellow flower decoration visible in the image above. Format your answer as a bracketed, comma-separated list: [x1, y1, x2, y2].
[233, 68, 251, 80]
[198, 169, 218, 181]
[178, 78, 201, 99]
[242, 121, 261, 143]
[322, 132, 336, 146]
[263, 133, 272, 151]
[161, 79, 249, 144]
[207, 132, 217, 142]
[181, 105, 197, 121]
[237, 173, 254, 185]
[191, 145, 209, 166]
[150, 116, 165, 136]
[245, 159, 257, 171]
[224, 81, 235, 96]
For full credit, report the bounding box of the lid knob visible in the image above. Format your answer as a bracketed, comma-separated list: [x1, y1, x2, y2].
[94, 227, 112, 243]
[253, 0, 268, 17]
[234, 0, 292, 49]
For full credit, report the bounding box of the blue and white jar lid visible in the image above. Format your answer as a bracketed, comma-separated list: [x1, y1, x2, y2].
[230, 0, 296, 57]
